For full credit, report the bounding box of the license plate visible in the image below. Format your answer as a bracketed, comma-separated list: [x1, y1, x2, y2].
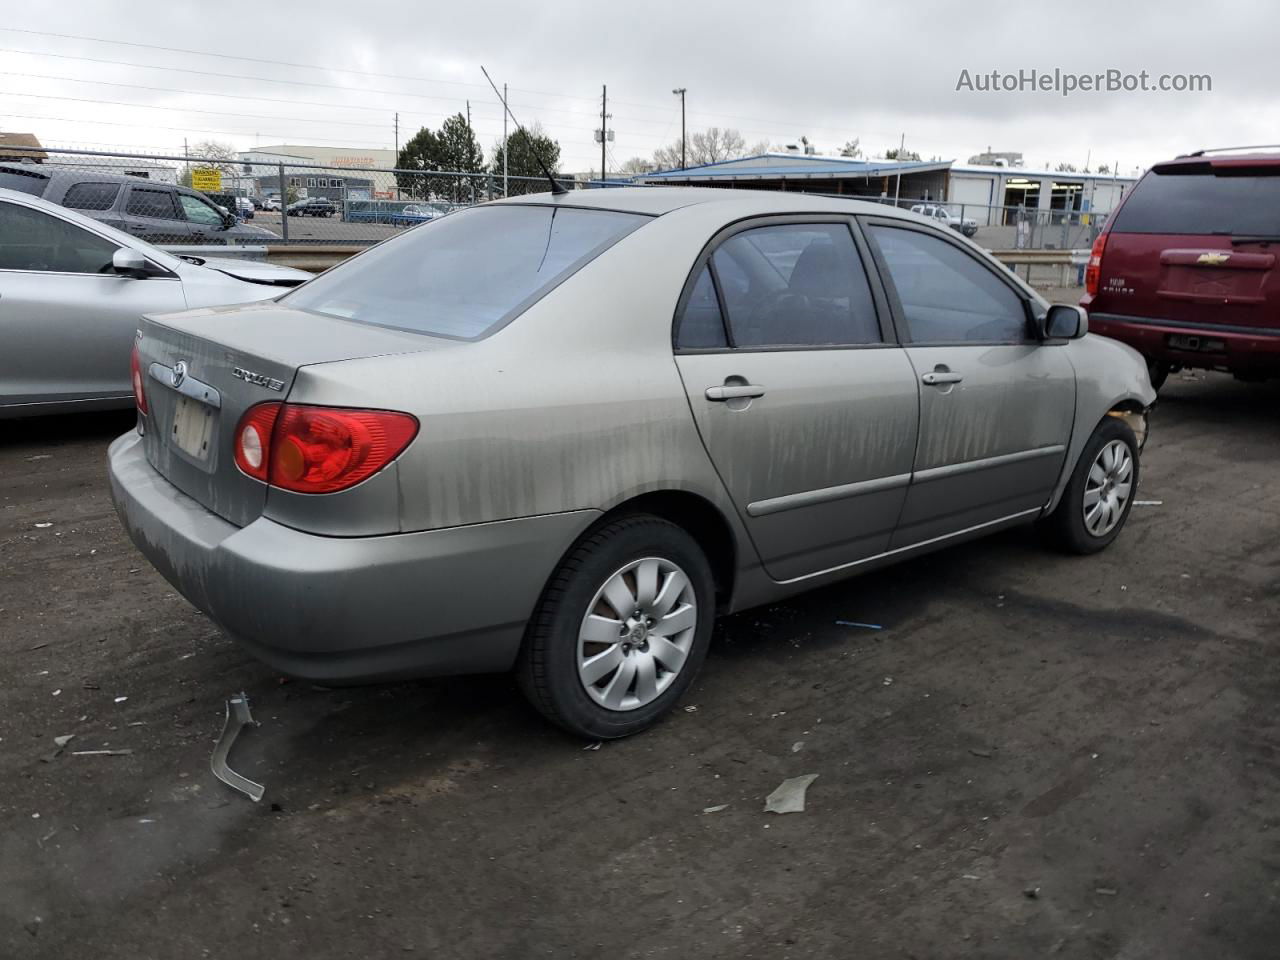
[171, 396, 215, 461]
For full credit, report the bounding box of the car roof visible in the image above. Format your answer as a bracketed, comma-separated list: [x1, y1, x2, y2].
[1156, 151, 1280, 173]
[493, 185, 922, 220]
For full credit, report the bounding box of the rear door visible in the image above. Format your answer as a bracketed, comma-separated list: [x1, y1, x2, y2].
[1097, 162, 1280, 331]
[0, 198, 187, 408]
[674, 217, 920, 582]
[862, 219, 1075, 547]
[122, 185, 192, 243]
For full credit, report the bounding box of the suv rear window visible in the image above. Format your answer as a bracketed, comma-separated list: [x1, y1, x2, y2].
[0, 166, 51, 197]
[283, 205, 648, 339]
[1110, 166, 1280, 235]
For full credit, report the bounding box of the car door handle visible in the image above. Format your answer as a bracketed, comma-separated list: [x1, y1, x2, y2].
[921, 370, 963, 386]
[706, 383, 765, 401]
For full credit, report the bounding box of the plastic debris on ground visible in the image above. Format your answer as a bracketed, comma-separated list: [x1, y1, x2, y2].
[702, 804, 729, 814]
[764, 774, 818, 814]
[210, 692, 265, 802]
[835, 620, 883, 630]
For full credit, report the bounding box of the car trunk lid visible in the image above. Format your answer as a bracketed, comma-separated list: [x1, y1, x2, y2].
[136, 302, 437, 527]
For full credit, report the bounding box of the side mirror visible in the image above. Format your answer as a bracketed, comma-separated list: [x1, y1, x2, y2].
[1043, 303, 1088, 340]
[112, 247, 150, 278]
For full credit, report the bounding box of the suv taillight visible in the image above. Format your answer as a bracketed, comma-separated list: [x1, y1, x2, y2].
[130, 342, 148, 415]
[1085, 233, 1107, 296]
[232, 403, 418, 494]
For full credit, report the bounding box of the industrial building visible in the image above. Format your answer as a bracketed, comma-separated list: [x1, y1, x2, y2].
[635, 152, 1138, 223]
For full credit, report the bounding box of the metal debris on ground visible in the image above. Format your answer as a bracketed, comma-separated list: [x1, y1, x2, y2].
[71, 749, 133, 757]
[703, 804, 729, 814]
[1134, 500, 1163, 506]
[835, 620, 883, 630]
[764, 774, 818, 814]
[210, 692, 265, 803]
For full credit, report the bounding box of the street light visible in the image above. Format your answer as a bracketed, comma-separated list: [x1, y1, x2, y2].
[672, 87, 687, 170]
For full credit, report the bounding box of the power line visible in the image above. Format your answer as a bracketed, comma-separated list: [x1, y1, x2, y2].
[0, 110, 399, 146]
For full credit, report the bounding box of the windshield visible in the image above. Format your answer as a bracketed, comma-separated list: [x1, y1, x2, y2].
[1111, 168, 1280, 235]
[282, 204, 649, 339]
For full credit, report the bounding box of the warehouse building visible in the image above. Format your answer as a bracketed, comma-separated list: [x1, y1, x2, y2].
[947, 163, 1138, 226]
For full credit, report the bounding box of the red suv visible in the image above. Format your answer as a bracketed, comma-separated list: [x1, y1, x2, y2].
[1081, 148, 1280, 390]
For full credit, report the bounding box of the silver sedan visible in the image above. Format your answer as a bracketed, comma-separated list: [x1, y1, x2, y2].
[108, 187, 1155, 738]
[0, 188, 310, 417]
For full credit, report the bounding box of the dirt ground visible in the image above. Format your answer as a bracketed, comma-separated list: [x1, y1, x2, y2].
[2, 372, 1278, 960]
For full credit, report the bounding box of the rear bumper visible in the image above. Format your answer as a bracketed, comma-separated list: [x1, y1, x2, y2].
[1087, 311, 1280, 374]
[107, 431, 599, 682]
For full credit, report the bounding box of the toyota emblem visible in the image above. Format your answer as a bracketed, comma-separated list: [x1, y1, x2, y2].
[171, 360, 188, 389]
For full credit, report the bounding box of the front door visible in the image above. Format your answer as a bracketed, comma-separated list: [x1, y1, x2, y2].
[673, 218, 920, 582]
[122, 186, 193, 243]
[862, 220, 1076, 547]
[0, 199, 187, 407]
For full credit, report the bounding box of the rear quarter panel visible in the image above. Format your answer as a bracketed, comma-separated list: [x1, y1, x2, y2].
[284, 204, 756, 554]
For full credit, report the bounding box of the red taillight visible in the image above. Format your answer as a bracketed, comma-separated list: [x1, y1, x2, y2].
[232, 403, 418, 494]
[130, 342, 148, 415]
[1085, 232, 1107, 296]
[233, 402, 282, 482]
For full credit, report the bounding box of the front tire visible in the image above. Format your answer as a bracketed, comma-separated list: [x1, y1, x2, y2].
[517, 515, 715, 739]
[1047, 417, 1140, 555]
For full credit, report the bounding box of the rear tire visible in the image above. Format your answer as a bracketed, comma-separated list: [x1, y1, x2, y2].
[517, 515, 715, 740]
[1047, 417, 1140, 555]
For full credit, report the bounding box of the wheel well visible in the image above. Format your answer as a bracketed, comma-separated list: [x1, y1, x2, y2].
[601, 491, 738, 608]
[1106, 400, 1149, 448]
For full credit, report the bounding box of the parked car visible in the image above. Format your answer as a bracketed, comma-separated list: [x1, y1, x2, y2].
[262, 197, 282, 212]
[910, 203, 979, 237]
[110, 188, 1154, 739]
[287, 197, 336, 217]
[0, 188, 310, 417]
[1081, 148, 1280, 390]
[0, 164, 279, 244]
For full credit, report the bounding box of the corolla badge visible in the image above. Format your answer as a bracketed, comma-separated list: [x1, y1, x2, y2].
[232, 366, 285, 392]
[170, 360, 188, 388]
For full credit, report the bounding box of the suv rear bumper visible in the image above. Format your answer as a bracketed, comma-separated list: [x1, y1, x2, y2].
[108, 431, 598, 682]
[1088, 311, 1280, 375]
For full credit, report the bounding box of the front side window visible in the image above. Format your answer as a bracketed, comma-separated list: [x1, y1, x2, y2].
[710, 223, 881, 347]
[126, 188, 181, 220]
[868, 225, 1029, 344]
[63, 182, 121, 211]
[0, 201, 118, 273]
[284, 205, 648, 339]
[179, 194, 224, 226]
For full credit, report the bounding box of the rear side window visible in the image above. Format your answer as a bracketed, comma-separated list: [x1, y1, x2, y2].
[0, 167, 50, 197]
[1111, 167, 1280, 235]
[676, 265, 728, 348]
[126, 188, 181, 220]
[63, 182, 120, 211]
[868, 225, 1028, 344]
[283, 205, 648, 340]
[0, 201, 118, 273]
[711, 223, 881, 347]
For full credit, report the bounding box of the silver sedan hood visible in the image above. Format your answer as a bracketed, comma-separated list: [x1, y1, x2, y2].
[196, 257, 311, 287]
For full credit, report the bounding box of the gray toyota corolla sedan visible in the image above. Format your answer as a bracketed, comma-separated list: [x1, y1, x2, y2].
[109, 187, 1155, 738]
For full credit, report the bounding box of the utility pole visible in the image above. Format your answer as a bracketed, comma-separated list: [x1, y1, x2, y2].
[600, 85, 608, 182]
[893, 132, 905, 207]
[394, 112, 400, 201]
[672, 87, 687, 169]
[502, 83, 508, 196]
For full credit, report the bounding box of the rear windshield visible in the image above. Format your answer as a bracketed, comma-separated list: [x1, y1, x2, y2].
[0, 167, 50, 197]
[283, 205, 648, 339]
[1111, 167, 1280, 235]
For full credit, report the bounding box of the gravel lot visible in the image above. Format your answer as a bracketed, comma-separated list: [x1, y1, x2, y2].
[2, 373, 1278, 959]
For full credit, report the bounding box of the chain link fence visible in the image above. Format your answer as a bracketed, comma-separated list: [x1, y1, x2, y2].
[854, 194, 1108, 253]
[0, 145, 583, 247]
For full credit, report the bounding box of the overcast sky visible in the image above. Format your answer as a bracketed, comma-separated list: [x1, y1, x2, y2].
[0, 0, 1266, 175]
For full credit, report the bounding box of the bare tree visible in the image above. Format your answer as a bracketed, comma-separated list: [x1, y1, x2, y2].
[653, 127, 762, 169]
[840, 138, 862, 158]
[1055, 162, 1079, 173]
[187, 140, 240, 174]
[618, 156, 656, 175]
